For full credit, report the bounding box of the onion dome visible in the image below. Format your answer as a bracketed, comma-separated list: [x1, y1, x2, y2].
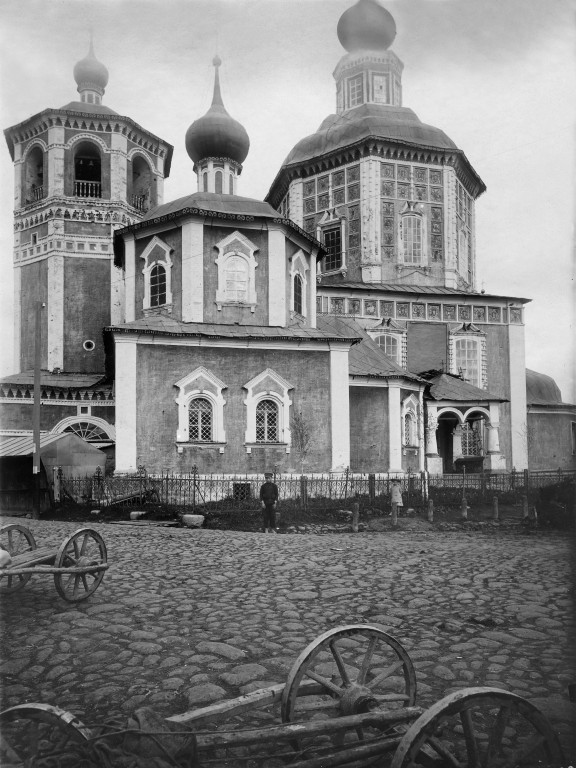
[185, 56, 250, 166]
[73, 40, 109, 95]
[337, 0, 397, 52]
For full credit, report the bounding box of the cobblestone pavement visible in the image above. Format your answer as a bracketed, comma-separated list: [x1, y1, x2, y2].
[1, 516, 575, 761]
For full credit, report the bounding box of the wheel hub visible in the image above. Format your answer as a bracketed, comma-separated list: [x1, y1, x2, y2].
[340, 685, 378, 715]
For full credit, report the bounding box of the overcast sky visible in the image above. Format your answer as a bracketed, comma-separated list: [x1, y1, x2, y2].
[0, 0, 574, 401]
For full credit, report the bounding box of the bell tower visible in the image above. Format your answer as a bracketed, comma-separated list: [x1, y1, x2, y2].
[4, 42, 173, 375]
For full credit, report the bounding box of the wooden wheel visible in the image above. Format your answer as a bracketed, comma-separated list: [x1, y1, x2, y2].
[0, 703, 91, 766]
[0, 524, 36, 593]
[54, 527, 107, 602]
[390, 687, 565, 767]
[281, 624, 416, 743]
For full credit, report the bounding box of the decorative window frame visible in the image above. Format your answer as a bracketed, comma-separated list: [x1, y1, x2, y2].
[243, 369, 293, 452]
[140, 236, 173, 310]
[398, 201, 427, 267]
[368, 319, 407, 368]
[289, 249, 309, 318]
[449, 323, 487, 389]
[317, 209, 347, 278]
[215, 230, 258, 312]
[402, 394, 419, 447]
[174, 367, 227, 444]
[51, 416, 115, 442]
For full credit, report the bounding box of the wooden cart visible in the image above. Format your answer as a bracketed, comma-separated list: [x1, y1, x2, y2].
[0, 523, 108, 602]
[0, 625, 565, 767]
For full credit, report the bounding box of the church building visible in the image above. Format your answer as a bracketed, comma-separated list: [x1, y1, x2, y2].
[2, 0, 573, 476]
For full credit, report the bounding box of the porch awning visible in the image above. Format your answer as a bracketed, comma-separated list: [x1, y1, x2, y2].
[420, 371, 507, 402]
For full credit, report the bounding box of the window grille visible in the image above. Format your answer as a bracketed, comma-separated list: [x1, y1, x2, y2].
[224, 256, 248, 301]
[323, 227, 342, 272]
[294, 274, 303, 315]
[63, 422, 108, 442]
[150, 264, 167, 306]
[348, 74, 363, 107]
[402, 215, 422, 264]
[189, 398, 213, 442]
[256, 399, 278, 442]
[461, 422, 483, 456]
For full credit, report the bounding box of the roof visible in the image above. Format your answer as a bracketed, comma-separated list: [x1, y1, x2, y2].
[266, 103, 486, 204]
[0, 371, 107, 388]
[106, 315, 361, 344]
[526, 369, 572, 406]
[59, 100, 118, 115]
[0, 432, 103, 458]
[420, 371, 507, 402]
[317, 314, 423, 382]
[141, 192, 280, 223]
[320, 281, 531, 304]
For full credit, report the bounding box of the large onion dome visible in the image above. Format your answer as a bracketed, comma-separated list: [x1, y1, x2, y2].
[185, 56, 250, 166]
[337, 0, 396, 52]
[73, 40, 109, 94]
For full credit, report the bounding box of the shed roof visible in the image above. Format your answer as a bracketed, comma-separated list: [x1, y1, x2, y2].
[0, 432, 104, 458]
[420, 371, 507, 402]
[320, 281, 531, 304]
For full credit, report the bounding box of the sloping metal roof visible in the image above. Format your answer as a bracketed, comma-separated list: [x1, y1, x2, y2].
[422, 372, 507, 402]
[0, 371, 107, 388]
[321, 282, 531, 303]
[141, 191, 280, 222]
[525, 369, 565, 406]
[0, 433, 65, 457]
[107, 315, 361, 343]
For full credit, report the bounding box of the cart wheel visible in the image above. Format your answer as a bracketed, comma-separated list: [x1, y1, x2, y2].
[0, 524, 37, 593]
[281, 624, 416, 741]
[54, 528, 107, 602]
[390, 687, 565, 767]
[0, 702, 91, 766]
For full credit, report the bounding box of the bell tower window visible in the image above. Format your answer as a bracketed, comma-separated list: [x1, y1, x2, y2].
[324, 227, 342, 272]
[23, 145, 45, 205]
[130, 154, 153, 212]
[74, 141, 102, 198]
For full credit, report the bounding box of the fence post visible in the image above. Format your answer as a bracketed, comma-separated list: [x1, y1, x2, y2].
[492, 496, 499, 521]
[460, 496, 468, 520]
[300, 474, 307, 511]
[344, 466, 349, 504]
[421, 471, 428, 503]
[192, 465, 198, 512]
[352, 501, 359, 533]
[427, 498, 434, 523]
[523, 469, 529, 494]
[368, 473, 375, 508]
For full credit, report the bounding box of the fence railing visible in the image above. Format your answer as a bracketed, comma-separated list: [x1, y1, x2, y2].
[54, 467, 574, 514]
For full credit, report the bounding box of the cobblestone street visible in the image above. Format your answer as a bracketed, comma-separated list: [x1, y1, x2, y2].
[1, 517, 575, 762]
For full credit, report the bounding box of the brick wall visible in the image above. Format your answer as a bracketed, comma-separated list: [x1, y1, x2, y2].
[350, 386, 389, 471]
[134, 344, 332, 473]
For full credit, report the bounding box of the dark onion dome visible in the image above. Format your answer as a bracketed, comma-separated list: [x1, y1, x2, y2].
[73, 40, 109, 93]
[185, 56, 250, 165]
[282, 103, 458, 167]
[526, 369, 564, 405]
[337, 0, 396, 52]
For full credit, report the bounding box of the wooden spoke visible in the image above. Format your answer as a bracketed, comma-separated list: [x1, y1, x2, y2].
[304, 669, 344, 697]
[54, 528, 107, 602]
[371, 693, 411, 703]
[329, 641, 351, 686]
[0, 524, 36, 593]
[366, 659, 405, 690]
[357, 636, 377, 685]
[391, 688, 565, 768]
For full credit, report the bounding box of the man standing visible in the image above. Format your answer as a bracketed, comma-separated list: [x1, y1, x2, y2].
[259, 471, 279, 533]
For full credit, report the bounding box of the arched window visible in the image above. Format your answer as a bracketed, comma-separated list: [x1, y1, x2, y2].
[323, 226, 342, 272]
[229, 174, 234, 195]
[188, 397, 213, 442]
[203, 172, 208, 192]
[404, 413, 415, 446]
[455, 338, 480, 388]
[131, 155, 153, 212]
[24, 146, 44, 205]
[215, 170, 223, 194]
[224, 256, 248, 301]
[294, 274, 303, 315]
[74, 141, 102, 198]
[63, 422, 109, 442]
[375, 334, 400, 365]
[150, 264, 167, 307]
[256, 399, 279, 443]
[402, 215, 422, 264]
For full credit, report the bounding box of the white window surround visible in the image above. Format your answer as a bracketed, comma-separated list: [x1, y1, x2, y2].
[243, 368, 293, 451]
[402, 394, 419, 447]
[174, 367, 227, 443]
[317, 210, 347, 277]
[215, 231, 258, 312]
[368, 319, 407, 368]
[449, 324, 487, 389]
[140, 236, 173, 310]
[290, 250, 309, 317]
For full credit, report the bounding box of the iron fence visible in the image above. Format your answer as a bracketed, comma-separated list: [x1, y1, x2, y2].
[53, 467, 574, 515]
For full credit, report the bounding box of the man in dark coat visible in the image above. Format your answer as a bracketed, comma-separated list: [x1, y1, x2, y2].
[259, 472, 279, 533]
